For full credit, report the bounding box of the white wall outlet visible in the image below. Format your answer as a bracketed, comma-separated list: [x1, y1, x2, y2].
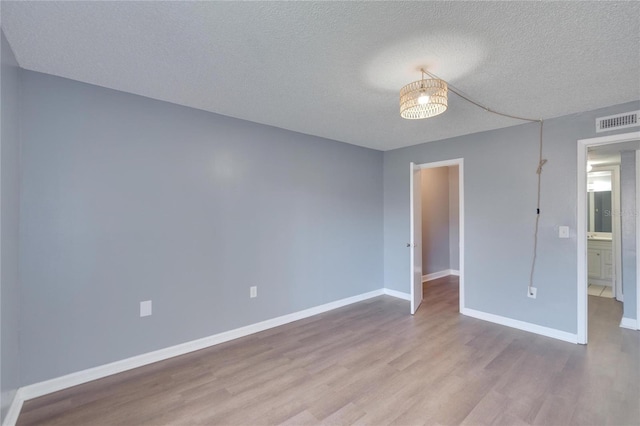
[140, 300, 152, 317]
[558, 226, 569, 238]
[250, 286, 257, 298]
[528, 287, 537, 299]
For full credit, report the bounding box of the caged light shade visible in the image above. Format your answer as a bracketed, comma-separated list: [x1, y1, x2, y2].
[400, 69, 448, 119]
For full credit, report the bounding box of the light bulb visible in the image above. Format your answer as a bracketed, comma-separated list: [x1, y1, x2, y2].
[418, 93, 430, 105]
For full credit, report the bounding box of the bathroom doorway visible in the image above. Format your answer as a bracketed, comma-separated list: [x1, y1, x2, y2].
[577, 131, 640, 344]
[586, 162, 621, 301]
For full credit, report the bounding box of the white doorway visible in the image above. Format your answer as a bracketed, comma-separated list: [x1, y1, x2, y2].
[410, 159, 465, 315]
[577, 131, 640, 343]
[586, 163, 621, 301]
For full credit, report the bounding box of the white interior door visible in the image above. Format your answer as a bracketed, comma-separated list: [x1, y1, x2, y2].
[410, 163, 423, 314]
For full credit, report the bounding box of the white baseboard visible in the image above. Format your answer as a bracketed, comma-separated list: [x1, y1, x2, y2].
[383, 288, 411, 301]
[422, 269, 459, 282]
[2, 389, 23, 426]
[15, 289, 385, 408]
[620, 317, 639, 330]
[461, 308, 578, 344]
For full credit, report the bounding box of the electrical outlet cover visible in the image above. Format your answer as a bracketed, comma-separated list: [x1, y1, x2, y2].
[527, 287, 537, 299]
[558, 226, 569, 238]
[140, 300, 152, 317]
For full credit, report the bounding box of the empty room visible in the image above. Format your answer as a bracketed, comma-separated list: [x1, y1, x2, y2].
[1, 2, 640, 425]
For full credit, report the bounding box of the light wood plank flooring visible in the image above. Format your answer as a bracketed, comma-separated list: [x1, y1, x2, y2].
[17, 276, 640, 425]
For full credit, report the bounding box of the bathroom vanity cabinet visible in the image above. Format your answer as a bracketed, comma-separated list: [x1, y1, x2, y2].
[587, 239, 613, 286]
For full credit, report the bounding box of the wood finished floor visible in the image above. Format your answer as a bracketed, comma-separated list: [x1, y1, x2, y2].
[17, 276, 640, 426]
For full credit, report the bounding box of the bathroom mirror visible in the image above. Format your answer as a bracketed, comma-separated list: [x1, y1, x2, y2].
[587, 171, 612, 233]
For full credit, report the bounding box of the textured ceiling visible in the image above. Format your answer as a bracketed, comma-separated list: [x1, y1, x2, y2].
[2, 1, 639, 151]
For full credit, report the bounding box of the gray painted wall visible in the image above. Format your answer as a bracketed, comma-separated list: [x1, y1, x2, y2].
[7, 58, 640, 393]
[384, 100, 640, 334]
[449, 166, 459, 271]
[19, 70, 383, 385]
[620, 151, 637, 320]
[0, 30, 21, 422]
[421, 167, 450, 275]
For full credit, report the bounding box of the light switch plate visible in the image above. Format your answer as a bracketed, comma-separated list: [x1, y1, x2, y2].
[558, 226, 569, 238]
[140, 300, 152, 317]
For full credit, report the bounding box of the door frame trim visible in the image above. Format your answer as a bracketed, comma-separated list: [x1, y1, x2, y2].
[409, 162, 421, 314]
[635, 150, 640, 329]
[577, 131, 640, 343]
[410, 158, 465, 313]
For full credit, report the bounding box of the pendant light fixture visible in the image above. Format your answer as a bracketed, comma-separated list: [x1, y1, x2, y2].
[399, 68, 448, 119]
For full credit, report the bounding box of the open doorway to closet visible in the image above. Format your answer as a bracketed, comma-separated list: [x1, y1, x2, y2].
[409, 159, 464, 315]
[421, 165, 460, 309]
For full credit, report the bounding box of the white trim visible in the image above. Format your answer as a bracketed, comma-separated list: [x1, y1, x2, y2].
[422, 270, 448, 282]
[577, 131, 640, 344]
[614, 165, 623, 301]
[458, 163, 465, 313]
[578, 138, 588, 343]
[410, 158, 464, 314]
[415, 159, 462, 170]
[16, 289, 384, 403]
[383, 288, 411, 301]
[636, 150, 640, 333]
[461, 308, 578, 344]
[2, 389, 23, 426]
[620, 317, 639, 330]
[409, 162, 421, 315]
[421, 269, 459, 282]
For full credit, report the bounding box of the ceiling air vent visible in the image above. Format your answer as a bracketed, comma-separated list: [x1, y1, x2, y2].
[596, 110, 639, 133]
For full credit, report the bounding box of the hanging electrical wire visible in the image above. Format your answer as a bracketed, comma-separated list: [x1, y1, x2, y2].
[424, 70, 546, 295]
